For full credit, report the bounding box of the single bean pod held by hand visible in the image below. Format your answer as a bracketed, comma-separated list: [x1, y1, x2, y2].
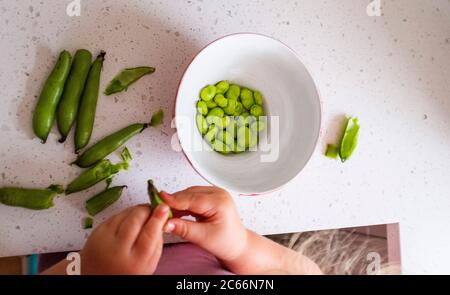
[75, 51, 106, 152]
[0, 185, 63, 210]
[147, 180, 173, 218]
[57, 49, 93, 143]
[104, 66, 155, 95]
[33, 50, 72, 143]
[86, 185, 126, 216]
[74, 110, 164, 168]
[66, 159, 128, 194]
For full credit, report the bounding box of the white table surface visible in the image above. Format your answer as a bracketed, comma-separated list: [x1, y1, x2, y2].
[0, 0, 449, 274]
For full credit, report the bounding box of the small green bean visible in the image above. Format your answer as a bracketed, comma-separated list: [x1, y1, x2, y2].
[205, 100, 217, 109]
[57, 49, 92, 143]
[75, 51, 106, 152]
[254, 90, 264, 105]
[213, 139, 232, 154]
[33, 50, 72, 143]
[240, 88, 255, 110]
[149, 109, 164, 127]
[250, 119, 266, 132]
[0, 185, 62, 210]
[225, 84, 241, 100]
[204, 124, 218, 143]
[224, 99, 237, 115]
[250, 104, 264, 117]
[214, 94, 228, 108]
[217, 130, 233, 146]
[200, 85, 217, 101]
[86, 185, 126, 216]
[234, 102, 244, 116]
[104, 67, 155, 95]
[207, 107, 224, 118]
[196, 101, 208, 115]
[66, 159, 128, 194]
[196, 114, 208, 135]
[215, 80, 230, 94]
[148, 180, 173, 218]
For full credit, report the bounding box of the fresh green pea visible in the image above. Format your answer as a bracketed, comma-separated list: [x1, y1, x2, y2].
[237, 126, 250, 148]
[217, 130, 233, 145]
[75, 51, 106, 152]
[196, 101, 208, 115]
[205, 100, 217, 109]
[222, 116, 232, 129]
[33, 50, 72, 143]
[250, 119, 266, 132]
[254, 90, 264, 105]
[84, 217, 94, 229]
[148, 180, 173, 218]
[215, 80, 230, 94]
[236, 112, 255, 127]
[0, 185, 63, 210]
[325, 144, 339, 159]
[232, 141, 246, 153]
[214, 94, 228, 108]
[250, 104, 264, 117]
[234, 102, 244, 116]
[86, 185, 126, 216]
[200, 85, 217, 101]
[204, 124, 218, 143]
[57, 49, 92, 143]
[104, 67, 155, 95]
[207, 107, 224, 118]
[240, 88, 255, 110]
[339, 117, 360, 162]
[224, 99, 237, 115]
[213, 139, 232, 154]
[225, 84, 241, 100]
[196, 114, 208, 135]
[66, 159, 128, 194]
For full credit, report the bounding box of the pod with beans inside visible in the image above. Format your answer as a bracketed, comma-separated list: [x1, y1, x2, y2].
[0, 185, 64, 210]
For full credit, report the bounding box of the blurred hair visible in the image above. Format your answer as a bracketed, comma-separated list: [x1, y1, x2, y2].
[269, 229, 401, 275]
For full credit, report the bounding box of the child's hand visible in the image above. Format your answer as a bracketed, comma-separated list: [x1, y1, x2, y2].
[161, 186, 248, 263]
[80, 204, 170, 274]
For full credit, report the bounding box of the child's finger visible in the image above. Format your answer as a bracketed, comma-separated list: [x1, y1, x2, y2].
[163, 218, 205, 245]
[116, 205, 152, 244]
[133, 204, 169, 253]
[160, 191, 217, 216]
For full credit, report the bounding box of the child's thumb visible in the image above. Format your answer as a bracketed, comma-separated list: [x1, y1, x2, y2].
[164, 218, 204, 243]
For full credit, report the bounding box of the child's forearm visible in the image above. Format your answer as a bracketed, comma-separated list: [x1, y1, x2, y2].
[222, 230, 322, 275]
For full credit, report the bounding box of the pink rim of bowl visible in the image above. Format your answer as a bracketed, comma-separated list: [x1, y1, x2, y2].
[173, 33, 323, 196]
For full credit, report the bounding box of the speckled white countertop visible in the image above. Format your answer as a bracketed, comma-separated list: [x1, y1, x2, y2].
[0, 0, 449, 274]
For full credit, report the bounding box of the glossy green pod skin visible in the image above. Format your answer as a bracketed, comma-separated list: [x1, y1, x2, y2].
[339, 117, 360, 162]
[0, 187, 59, 210]
[104, 67, 155, 95]
[57, 49, 93, 142]
[33, 50, 72, 143]
[75, 123, 147, 168]
[86, 185, 126, 216]
[147, 180, 173, 218]
[75, 51, 106, 152]
[66, 159, 128, 194]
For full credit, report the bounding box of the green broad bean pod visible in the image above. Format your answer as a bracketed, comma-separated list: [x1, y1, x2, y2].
[0, 185, 63, 210]
[86, 185, 126, 216]
[104, 67, 155, 95]
[147, 180, 173, 218]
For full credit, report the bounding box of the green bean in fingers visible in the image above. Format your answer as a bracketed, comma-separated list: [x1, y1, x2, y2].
[86, 185, 126, 216]
[75, 51, 106, 152]
[57, 49, 93, 143]
[32, 50, 72, 143]
[66, 159, 128, 194]
[0, 185, 63, 210]
[147, 180, 173, 218]
[74, 110, 164, 168]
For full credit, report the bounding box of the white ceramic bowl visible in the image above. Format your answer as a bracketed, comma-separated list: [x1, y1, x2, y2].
[175, 33, 321, 195]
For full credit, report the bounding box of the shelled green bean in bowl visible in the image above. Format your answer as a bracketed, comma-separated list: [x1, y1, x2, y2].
[175, 33, 322, 195]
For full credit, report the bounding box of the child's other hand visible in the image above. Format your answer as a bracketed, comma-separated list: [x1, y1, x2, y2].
[80, 204, 170, 274]
[161, 186, 248, 263]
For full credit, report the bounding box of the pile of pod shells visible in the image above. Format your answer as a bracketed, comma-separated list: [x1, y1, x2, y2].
[195, 81, 267, 154]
